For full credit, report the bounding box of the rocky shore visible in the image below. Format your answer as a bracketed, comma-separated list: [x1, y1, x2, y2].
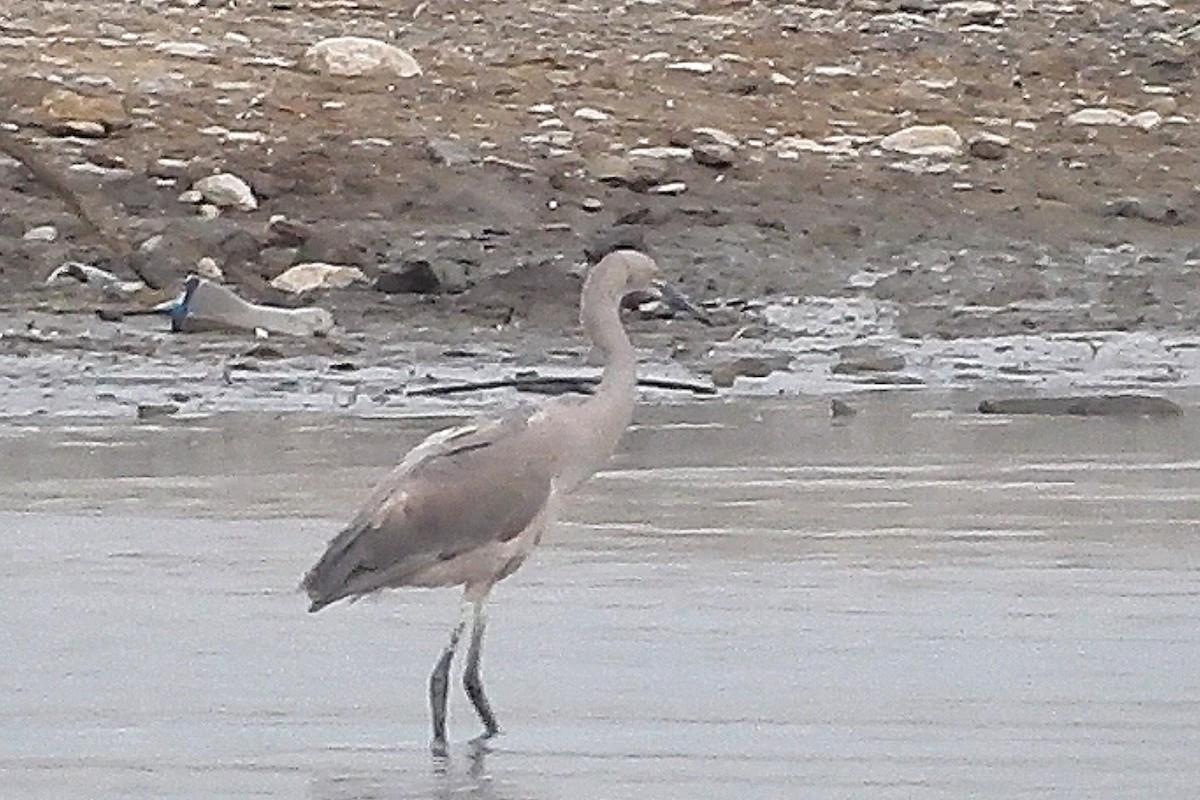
[1, 0, 1198, 405]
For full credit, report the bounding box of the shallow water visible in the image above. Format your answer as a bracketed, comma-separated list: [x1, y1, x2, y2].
[2, 395, 1198, 799]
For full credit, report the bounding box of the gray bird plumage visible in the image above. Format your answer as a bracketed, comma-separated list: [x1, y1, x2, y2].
[303, 410, 557, 611]
[300, 250, 692, 754]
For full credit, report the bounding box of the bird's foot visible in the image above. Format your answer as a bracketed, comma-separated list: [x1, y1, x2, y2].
[430, 735, 450, 759]
[468, 726, 501, 751]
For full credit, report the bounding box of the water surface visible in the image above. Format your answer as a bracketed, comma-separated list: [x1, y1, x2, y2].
[1, 395, 1197, 798]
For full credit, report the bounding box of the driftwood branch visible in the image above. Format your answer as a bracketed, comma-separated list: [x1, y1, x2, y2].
[408, 375, 717, 397]
[0, 130, 152, 285]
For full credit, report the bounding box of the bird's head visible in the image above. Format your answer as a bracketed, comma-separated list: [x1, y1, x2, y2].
[590, 249, 712, 326]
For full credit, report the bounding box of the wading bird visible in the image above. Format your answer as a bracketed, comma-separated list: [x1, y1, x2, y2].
[302, 250, 704, 754]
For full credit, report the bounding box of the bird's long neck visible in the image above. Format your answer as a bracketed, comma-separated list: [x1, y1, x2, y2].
[556, 269, 638, 492]
[584, 287, 636, 393]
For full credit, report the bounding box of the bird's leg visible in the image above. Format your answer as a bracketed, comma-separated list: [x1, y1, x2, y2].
[429, 602, 470, 756]
[463, 599, 501, 742]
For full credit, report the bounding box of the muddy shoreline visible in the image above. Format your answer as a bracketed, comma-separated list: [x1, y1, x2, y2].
[2, 0, 1199, 409]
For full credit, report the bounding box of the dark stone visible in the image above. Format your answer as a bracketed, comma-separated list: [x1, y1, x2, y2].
[709, 356, 790, 388]
[692, 143, 735, 168]
[376, 258, 469, 294]
[1101, 197, 1188, 226]
[426, 138, 474, 167]
[266, 217, 311, 247]
[833, 345, 906, 374]
[978, 395, 1183, 417]
[216, 229, 263, 267]
[831, 399, 858, 418]
[298, 226, 375, 267]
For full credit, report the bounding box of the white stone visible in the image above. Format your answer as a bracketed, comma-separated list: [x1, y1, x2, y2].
[193, 173, 258, 211]
[770, 72, 796, 86]
[1066, 108, 1130, 126]
[1127, 110, 1162, 131]
[880, 124, 963, 157]
[46, 262, 145, 295]
[302, 37, 421, 78]
[196, 257, 224, 281]
[775, 136, 856, 158]
[813, 65, 858, 77]
[627, 146, 693, 159]
[666, 61, 714, 74]
[270, 263, 367, 294]
[225, 130, 267, 144]
[650, 182, 688, 195]
[574, 107, 609, 122]
[528, 103, 555, 114]
[154, 41, 214, 60]
[23, 225, 58, 242]
[693, 127, 740, 148]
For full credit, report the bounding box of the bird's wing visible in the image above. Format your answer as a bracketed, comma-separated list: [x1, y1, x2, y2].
[303, 409, 557, 609]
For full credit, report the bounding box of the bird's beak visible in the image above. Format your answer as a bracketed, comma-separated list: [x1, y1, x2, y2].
[653, 280, 714, 326]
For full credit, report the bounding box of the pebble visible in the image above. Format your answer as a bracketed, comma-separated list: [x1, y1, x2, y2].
[1127, 110, 1162, 131]
[1065, 107, 1129, 126]
[968, 132, 1010, 160]
[581, 198, 604, 212]
[302, 36, 421, 78]
[154, 41, 216, 60]
[627, 146, 693, 160]
[667, 61, 714, 74]
[880, 125, 963, 157]
[196, 257, 224, 281]
[23, 225, 58, 242]
[946, 1, 1002, 24]
[832, 345, 906, 375]
[830, 399, 858, 419]
[812, 65, 859, 77]
[710, 356, 788, 388]
[137, 403, 180, 421]
[426, 138, 474, 167]
[693, 143, 735, 168]
[692, 127, 741, 148]
[650, 182, 688, 195]
[574, 107, 610, 122]
[589, 154, 668, 190]
[46, 120, 108, 138]
[192, 173, 258, 211]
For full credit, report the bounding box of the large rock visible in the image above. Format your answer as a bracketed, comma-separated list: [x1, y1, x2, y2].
[302, 37, 421, 78]
[269, 262, 367, 294]
[192, 173, 258, 211]
[39, 88, 130, 136]
[833, 345, 906, 374]
[375, 258, 469, 294]
[588, 154, 670, 192]
[880, 124, 963, 157]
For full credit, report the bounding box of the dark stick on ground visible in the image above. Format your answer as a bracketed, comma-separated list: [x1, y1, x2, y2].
[408, 375, 718, 397]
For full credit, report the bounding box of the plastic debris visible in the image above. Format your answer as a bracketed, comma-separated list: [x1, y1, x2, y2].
[154, 275, 334, 336]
